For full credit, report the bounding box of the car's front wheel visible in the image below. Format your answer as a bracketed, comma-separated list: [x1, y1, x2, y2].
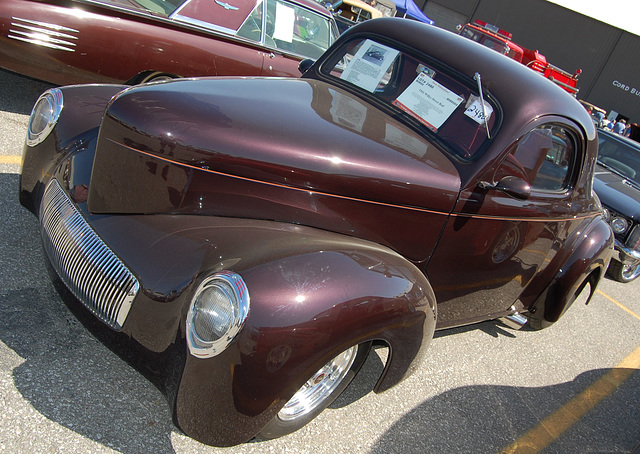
[259, 342, 371, 439]
[607, 259, 640, 283]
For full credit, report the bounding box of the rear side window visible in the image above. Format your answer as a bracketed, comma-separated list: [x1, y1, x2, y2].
[496, 125, 575, 192]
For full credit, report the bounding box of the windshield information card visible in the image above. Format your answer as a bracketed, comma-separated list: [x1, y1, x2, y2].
[393, 72, 464, 132]
[340, 40, 399, 93]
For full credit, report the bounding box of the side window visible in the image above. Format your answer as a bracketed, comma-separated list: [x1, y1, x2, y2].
[237, 3, 264, 42]
[264, 0, 334, 59]
[496, 125, 575, 192]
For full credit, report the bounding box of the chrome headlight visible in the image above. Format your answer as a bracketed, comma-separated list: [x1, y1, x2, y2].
[27, 88, 63, 147]
[186, 272, 250, 358]
[611, 216, 629, 235]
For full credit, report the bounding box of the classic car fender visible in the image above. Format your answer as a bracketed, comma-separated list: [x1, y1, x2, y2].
[19, 84, 128, 214]
[62, 212, 437, 446]
[163, 221, 437, 446]
[526, 215, 613, 329]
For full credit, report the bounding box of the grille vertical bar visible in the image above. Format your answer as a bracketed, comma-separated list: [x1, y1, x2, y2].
[39, 180, 139, 330]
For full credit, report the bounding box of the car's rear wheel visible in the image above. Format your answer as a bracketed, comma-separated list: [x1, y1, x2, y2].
[607, 259, 640, 283]
[141, 72, 178, 84]
[259, 342, 371, 439]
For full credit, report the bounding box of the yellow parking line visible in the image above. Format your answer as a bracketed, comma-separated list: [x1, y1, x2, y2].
[0, 155, 22, 165]
[501, 290, 640, 453]
[500, 345, 640, 453]
[597, 289, 640, 321]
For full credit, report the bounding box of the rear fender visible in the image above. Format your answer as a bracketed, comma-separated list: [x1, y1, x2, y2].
[528, 216, 613, 328]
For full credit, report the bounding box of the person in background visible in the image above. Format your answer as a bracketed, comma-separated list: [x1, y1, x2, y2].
[593, 110, 605, 127]
[613, 118, 627, 135]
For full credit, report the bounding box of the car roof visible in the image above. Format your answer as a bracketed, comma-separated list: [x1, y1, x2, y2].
[337, 18, 595, 141]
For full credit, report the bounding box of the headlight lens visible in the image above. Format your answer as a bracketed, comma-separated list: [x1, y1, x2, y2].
[27, 88, 63, 147]
[186, 272, 250, 358]
[611, 216, 629, 235]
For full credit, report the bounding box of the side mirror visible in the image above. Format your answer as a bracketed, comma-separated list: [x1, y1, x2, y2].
[298, 59, 315, 75]
[479, 176, 531, 200]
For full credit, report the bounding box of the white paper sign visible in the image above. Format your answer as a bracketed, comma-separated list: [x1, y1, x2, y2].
[464, 95, 493, 125]
[340, 40, 400, 93]
[273, 2, 294, 43]
[392, 72, 464, 132]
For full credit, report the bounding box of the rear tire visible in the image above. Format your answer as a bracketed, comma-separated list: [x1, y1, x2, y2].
[259, 342, 371, 439]
[607, 259, 640, 283]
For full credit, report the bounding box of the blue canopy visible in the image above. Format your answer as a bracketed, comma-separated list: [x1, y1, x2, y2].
[392, 0, 434, 25]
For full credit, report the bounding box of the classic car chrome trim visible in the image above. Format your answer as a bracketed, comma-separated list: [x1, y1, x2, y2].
[186, 271, 250, 358]
[171, 14, 239, 35]
[39, 180, 139, 330]
[9, 17, 78, 52]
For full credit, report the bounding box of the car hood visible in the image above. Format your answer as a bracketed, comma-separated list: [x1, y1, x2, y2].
[593, 165, 640, 221]
[88, 78, 461, 260]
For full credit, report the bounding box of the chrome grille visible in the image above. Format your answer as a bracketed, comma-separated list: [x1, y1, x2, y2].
[9, 17, 78, 52]
[40, 180, 139, 330]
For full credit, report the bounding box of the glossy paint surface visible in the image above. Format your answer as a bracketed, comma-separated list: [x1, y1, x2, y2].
[0, 0, 335, 84]
[87, 77, 459, 262]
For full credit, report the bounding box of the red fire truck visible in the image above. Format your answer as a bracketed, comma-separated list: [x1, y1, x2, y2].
[457, 20, 581, 95]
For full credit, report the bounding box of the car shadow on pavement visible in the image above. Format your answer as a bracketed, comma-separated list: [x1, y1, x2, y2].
[0, 68, 55, 115]
[0, 174, 178, 453]
[369, 367, 640, 453]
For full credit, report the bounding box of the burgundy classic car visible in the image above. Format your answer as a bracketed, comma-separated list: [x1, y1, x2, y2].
[19, 18, 612, 446]
[0, 0, 338, 85]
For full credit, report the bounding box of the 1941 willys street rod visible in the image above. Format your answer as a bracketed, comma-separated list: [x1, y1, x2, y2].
[19, 18, 613, 446]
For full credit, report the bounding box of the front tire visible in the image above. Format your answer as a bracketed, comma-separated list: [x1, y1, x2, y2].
[259, 342, 371, 439]
[607, 259, 640, 283]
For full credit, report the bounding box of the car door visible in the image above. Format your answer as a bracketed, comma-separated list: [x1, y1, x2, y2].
[425, 121, 583, 328]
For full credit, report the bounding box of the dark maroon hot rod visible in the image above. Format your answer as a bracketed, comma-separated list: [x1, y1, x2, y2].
[19, 18, 612, 446]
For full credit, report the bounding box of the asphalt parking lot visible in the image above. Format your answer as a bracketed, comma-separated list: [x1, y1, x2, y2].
[1, 67, 639, 453]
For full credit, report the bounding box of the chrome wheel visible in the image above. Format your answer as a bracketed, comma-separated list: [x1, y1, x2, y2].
[622, 261, 640, 281]
[259, 342, 370, 440]
[278, 345, 358, 421]
[608, 259, 640, 283]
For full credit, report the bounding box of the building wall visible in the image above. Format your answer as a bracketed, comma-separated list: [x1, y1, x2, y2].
[421, 0, 640, 123]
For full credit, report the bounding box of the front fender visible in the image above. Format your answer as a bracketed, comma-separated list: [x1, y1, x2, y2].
[528, 215, 613, 328]
[173, 227, 436, 446]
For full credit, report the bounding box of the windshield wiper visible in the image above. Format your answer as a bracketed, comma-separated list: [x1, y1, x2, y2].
[474, 72, 491, 139]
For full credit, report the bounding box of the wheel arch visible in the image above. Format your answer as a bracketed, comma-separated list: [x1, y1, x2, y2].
[527, 216, 613, 329]
[126, 70, 181, 85]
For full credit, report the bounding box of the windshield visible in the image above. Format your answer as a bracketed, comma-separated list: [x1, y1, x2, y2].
[320, 37, 500, 159]
[597, 133, 640, 187]
[261, 0, 335, 58]
[459, 27, 508, 54]
[167, 0, 334, 58]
